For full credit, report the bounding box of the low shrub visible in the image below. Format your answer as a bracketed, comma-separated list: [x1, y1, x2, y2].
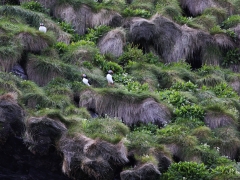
[159, 90, 191, 107]
[174, 104, 205, 120]
[84, 25, 111, 43]
[21, 1, 48, 13]
[222, 48, 240, 67]
[126, 81, 149, 92]
[210, 165, 240, 179]
[211, 82, 238, 98]
[122, 7, 151, 18]
[162, 162, 209, 180]
[170, 81, 198, 92]
[221, 15, 240, 29]
[54, 42, 68, 55]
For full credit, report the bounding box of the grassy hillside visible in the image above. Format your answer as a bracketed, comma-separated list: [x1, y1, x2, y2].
[1, 0, 240, 179]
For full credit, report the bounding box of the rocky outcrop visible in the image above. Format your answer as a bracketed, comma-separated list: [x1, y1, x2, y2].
[0, 93, 25, 145]
[59, 135, 129, 180]
[0, 93, 70, 179]
[24, 116, 67, 155]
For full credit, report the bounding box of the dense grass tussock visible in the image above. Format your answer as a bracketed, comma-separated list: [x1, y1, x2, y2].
[53, 4, 122, 36]
[204, 111, 237, 129]
[98, 28, 126, 57]
[120, 163, 161, 180]
[179, 0, 219, 16]
[26, 54, 63, 86]
[79, 89, 171, 126]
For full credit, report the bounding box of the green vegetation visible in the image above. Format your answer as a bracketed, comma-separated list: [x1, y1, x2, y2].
[1, 0, 240, 179]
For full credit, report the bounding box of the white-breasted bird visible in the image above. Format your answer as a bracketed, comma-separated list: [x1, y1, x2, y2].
[82, 74, 91, 86]
[106, 70, 114, 85]
[39, 23, 47, 33]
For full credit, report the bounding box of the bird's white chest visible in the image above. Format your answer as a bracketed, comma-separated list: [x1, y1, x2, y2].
[82, 78, 90, 86]
[106, 74, 113, 83]
[39, 26, 47, 33]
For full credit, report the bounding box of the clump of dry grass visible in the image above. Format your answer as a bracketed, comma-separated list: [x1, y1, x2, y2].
[79, 89, 171, 126]
[204, 111, 236, 129]
[26, 54, 63, 86]
[98, 28, 126, 57]
[120, 163, 161, 180]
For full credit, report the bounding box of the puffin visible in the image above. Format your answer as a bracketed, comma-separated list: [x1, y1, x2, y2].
[82, 74, 91, 86]
[106, 70, 114, 85]
[39, 23, 47, 33]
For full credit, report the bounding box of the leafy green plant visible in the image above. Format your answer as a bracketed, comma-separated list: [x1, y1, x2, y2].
[113, 73, 134, 85]
[159, 90, 191, 107]
[118, 44, 144, 66]
[84, 25, 111, 43]
[125, 130, 158, 154]
[144, 52, 159, 64]
[94, 53, 106, 69]
[170, 81, 198, 92]
[122, 7, 151, 18]
[54, 42, 68, 55]
[157, 124, 189, 137]
[197, 65, 221, 76]
[133, 123, 159, 135]
[210, 165, 240, 179]
[126, 81, 149, 92]
[222, 48, 240, 67]
[174, 104, 205, 120]
[162, 162, 209, 180]
[103, 61, 123, 74]
[21, 1, 48, 13]
[221, 15, 240, 29]
[58, 21, 75, 34]
[211, 82, 238, 98]
[82, 61, 93, 69]
[174, 16, 193, 25]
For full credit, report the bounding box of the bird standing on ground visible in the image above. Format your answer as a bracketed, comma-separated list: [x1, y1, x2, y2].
[106, 70, 114, 86]
[39, 23, 47, 33]
[82, 74, 91, 86]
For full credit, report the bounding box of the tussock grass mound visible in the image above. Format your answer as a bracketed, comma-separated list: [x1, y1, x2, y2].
[120, 163, 161, 180]
[98, 28, 126, 57]
[53, 4, 122, 35]
[151, 15, 213, 64]
[17, 32, 53, 52]
[24, 116, 67, 155]
[26, 54, 63, 86]
[209, 127, 240, 159]
[204, 111, 237, 129]
[62, 43, 99, 66]
[79, 89, 171, 126]
[59, 134, 128, 180]
[213, 33, 235, 49]
[179, 0, 219, 16]
[68, 117, 129, 143]
[128, 18, 155, 53]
